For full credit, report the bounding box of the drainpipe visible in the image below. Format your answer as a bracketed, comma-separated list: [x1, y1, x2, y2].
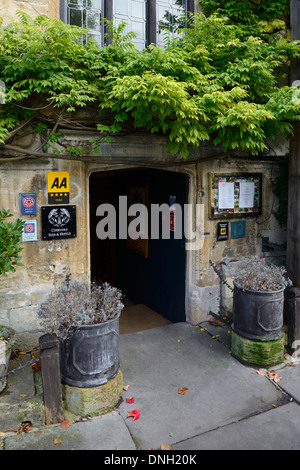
[286, 0, 300, 356]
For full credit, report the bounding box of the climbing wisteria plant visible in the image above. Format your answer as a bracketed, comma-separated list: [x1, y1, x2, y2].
[0, 5, 299, 160]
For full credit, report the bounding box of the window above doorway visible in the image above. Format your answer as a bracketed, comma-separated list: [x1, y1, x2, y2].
[61, 0, 194, 49]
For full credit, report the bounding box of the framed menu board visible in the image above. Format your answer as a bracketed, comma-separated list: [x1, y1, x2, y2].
[208, 173, 262, 219]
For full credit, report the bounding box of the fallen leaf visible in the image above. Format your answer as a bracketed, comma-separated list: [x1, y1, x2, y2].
[178, 387, 189, 395]
[126, 397, 135, 403]
[15, 421, 33, 434]
[126, 409, 140, 421]
[20, 394, 28, 398]
[268, 371, 282, 383]
[53, 438, 62, 446]
[161, 444, 171, 450]
[60, 419, 71, 429]
[256, 369, 266, 376]
[123, 385, 130, 391]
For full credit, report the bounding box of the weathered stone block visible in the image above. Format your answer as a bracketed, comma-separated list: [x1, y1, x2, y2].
[231, 330, 284, 368]
[62, 370, 123, 417]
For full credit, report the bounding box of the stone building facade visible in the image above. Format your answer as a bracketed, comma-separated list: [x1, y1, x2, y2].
[0, 0, 287, 348]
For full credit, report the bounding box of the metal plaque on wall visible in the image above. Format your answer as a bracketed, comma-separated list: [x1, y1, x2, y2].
[42, 205, 76, 240]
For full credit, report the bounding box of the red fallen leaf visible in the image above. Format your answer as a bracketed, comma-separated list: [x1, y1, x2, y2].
[127, 409, 140, 421]
[268, 371, 282, 383]
[126, 397, 135, 403]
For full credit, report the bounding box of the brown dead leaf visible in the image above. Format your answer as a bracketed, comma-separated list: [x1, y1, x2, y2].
[53, 438, 62, 446]
[123, 384, 130, 391]
[15, 421, 33, 434]
[161, 444, 171, 450]
[60, 419, 71, 429]
[178, 387, 189, 395]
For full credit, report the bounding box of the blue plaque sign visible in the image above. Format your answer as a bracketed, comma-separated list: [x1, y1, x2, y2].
[21, 193, 37, 215]
[231, 220, 246, 239]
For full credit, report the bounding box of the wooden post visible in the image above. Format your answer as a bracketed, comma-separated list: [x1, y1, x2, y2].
[286, 288, 300, 355]
[39, 333, 64, 425]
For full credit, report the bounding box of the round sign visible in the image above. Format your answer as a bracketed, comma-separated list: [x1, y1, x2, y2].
[25, 224, 34, 233]
[23, 196, 35, 208]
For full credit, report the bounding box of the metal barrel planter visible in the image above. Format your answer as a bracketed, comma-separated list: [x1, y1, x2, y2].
[0, 327, 15, 393]
[59, 316, 120, 388]
[232, 284, 285, 342]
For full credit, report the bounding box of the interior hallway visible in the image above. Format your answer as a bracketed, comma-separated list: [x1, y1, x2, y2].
[119, 298, 171, 334]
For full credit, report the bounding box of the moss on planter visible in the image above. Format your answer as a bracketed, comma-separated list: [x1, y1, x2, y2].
[231, 330, 284, 368]
[62, 370, 123, 417]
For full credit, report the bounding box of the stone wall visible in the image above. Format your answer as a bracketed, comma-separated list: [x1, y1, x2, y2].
[0, 155, 89, 348]
[0, 129, 286, 348]
[0, 0, 60, 25]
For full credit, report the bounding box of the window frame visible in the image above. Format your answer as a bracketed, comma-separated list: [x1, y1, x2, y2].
[60, 0, 195, 47]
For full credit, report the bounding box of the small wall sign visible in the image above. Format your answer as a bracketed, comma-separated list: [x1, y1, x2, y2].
[231, 220, 246, 239]
[169, 195, 176, 232]
[21, 193, 37, 215]
[47, 172, 70, 204]
[22, 220, 38, 242]
[42, 205, 76, 240]
[217, 222, 229, 241]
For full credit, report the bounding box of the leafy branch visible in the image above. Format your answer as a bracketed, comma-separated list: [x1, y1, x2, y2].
[0, 8, 299, 161]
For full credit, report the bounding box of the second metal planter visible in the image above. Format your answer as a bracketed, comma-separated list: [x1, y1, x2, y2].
[232, 284, 285, 342]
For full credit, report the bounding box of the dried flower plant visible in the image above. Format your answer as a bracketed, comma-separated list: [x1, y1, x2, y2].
[234, 258, 292, 292]
[38, 280, 124, 340]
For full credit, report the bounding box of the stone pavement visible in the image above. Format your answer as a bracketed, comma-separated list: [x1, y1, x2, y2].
[0, 321, 300, 451]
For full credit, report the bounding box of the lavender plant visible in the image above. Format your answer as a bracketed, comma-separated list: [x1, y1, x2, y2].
[38, 280, 124, 340]
[233, 258, 292, 292]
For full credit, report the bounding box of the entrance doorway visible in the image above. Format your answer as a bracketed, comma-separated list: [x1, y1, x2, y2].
[89, 168, 187, 328]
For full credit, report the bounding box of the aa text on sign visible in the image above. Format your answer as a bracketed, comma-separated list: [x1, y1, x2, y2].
[48, 172, 70, 204]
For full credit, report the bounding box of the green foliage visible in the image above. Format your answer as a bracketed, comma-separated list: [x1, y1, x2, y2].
[0, 9, 299, 158]
[200, 0, 290, 30]
[0, 209, 24, 276]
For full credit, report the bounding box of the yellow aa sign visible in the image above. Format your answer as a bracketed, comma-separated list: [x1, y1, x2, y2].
[48, 172, 70, 204]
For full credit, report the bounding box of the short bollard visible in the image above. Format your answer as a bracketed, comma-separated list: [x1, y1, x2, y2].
[39, 333, 64, 425]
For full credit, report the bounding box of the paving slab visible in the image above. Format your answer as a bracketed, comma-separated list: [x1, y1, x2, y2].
[275, 362, 300, 403]
[118, 323, 285, 450]
[3, 412, 136, 450]
[171, 402, 300, 450]
[2, 322, 299, 451]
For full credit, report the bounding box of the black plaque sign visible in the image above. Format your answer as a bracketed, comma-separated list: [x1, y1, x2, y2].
[42, 206, 76, 240]
[217, 222, 228, 241]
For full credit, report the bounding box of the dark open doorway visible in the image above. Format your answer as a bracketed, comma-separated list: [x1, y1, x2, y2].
[89, 168, 187, 325]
